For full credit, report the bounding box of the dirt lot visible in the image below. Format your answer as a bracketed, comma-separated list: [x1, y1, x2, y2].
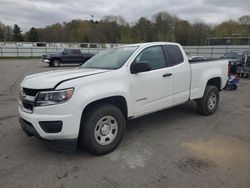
[0, 59, 249, 188]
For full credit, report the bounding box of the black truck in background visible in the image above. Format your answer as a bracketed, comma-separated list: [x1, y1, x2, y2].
[42, 48, 94, 67]
[221, 50, 250, 78]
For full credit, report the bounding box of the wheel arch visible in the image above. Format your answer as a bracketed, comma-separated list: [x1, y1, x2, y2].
[51, 57, 61, 62]
[206, 77, 221, 90]
[81, 96, 129, 122]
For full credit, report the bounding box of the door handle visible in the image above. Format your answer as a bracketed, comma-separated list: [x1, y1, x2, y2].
[162, 73, 172, 77]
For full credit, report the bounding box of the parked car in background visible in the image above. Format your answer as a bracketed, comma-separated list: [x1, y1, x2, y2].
[42, 48, 94, 67]
[221, 51, 249, 65]
[221, 50, 250, 77]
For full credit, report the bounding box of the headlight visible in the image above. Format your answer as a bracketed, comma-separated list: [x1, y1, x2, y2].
[35, 88, 74, 107]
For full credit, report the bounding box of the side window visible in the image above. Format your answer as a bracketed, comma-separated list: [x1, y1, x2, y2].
[134, 46, 167, 70]
[72, 49, 81, 54]
[64, 49, 71, 54]
[163, 45, 184, 66]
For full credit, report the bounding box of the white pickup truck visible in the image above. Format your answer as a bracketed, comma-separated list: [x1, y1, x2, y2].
[19, 42, 228, 155]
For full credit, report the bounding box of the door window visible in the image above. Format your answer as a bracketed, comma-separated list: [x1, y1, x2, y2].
[163, 45, 184, 66]
[72, 49, 81, 54]
[63, 49, 71, 54]
[134, 46, 167, 70]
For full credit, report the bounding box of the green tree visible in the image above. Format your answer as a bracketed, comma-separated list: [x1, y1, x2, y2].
[0, 22, 13, 41]
[0, 22, 5, 41]
[65, 20, 91, 42]
[238, 15, 250, 25]
[211, 20, 240, 37]
[95, 21, 120, 43]
[133, 17, 155, 42]
[153, 11, 178, 41]
[119, 25, 133, 43]
[5, 26, 13, 41]
[102, 15, 128, 26]
[175, 20, 193, 45]
[27, 27, 39, 42]
[191, 23, 210, 45]
[13, 24, 23, 41]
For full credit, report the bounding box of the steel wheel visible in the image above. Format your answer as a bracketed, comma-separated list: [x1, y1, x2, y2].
[207, 92, 217, 110]
[197, 85, 220, 115]
[79, 104, 125, 155]
[94, 115, 118, 145]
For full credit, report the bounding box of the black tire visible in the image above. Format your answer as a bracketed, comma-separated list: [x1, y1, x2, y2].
[197, 85, 220, 116]
[51, 59, 61, 67]
[79, 104, 126, 155]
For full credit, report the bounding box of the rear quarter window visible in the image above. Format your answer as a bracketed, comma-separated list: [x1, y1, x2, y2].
[163, 45, 184, 66]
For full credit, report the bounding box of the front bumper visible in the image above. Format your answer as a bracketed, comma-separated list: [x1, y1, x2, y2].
[18, 101, 82, 151]
[42, 59, 50, 64]
[20, 117, 77, 151]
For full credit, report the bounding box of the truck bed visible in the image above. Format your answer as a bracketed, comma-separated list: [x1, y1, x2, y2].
[189, 59, 228, 100]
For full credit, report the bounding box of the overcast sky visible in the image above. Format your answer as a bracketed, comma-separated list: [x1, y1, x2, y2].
[0, 0, 249, 31]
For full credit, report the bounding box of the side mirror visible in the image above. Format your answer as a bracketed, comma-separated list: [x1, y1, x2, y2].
[62, 51, 66, 55]
[130, 61, 151, 74]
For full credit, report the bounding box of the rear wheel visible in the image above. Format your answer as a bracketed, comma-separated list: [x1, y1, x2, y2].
[79, 104, 125, 155]
[51, 59, 61, 67]
[197, 85, 220, 115]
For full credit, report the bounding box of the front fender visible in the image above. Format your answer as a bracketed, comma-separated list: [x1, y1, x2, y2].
[67, 77, 133, 117]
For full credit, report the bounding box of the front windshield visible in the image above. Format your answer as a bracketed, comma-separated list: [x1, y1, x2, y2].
[223, 52, 243, 59]
[80, 46, 138, 70]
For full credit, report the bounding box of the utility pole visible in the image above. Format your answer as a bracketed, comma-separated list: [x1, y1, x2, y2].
[90, 15, 94, 22]
[89, 15, 95, 43]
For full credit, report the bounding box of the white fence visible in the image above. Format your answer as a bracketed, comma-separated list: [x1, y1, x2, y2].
[0, 44, 250, 58]
[0, 46, 104, 57]
[184, 45, 250, 59]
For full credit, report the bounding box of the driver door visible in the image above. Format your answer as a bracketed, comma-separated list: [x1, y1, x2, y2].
[129, 45, 174, 116]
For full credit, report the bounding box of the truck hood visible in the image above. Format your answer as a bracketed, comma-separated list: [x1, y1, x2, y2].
[21, 68, 108, 89]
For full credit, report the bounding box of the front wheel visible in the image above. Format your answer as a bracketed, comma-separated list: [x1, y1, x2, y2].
[197, 85, 220, 115]
[79, 104, 125, 155]
[51, 59, 61, 67]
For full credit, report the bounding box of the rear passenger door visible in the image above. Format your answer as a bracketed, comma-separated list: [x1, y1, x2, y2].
[163, 45, 191, 105]
[71, 49, 82, 63]
[130, 45, 174, 116]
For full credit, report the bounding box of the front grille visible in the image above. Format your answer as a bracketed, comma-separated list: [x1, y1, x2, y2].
[23, 88, 40, 96]
[21, 88, 51, 112]
[23, 88, 50, 96]
[22, 100, 34, 111]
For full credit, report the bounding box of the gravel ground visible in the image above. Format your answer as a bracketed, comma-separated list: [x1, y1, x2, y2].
[0, 59, 249, 188]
